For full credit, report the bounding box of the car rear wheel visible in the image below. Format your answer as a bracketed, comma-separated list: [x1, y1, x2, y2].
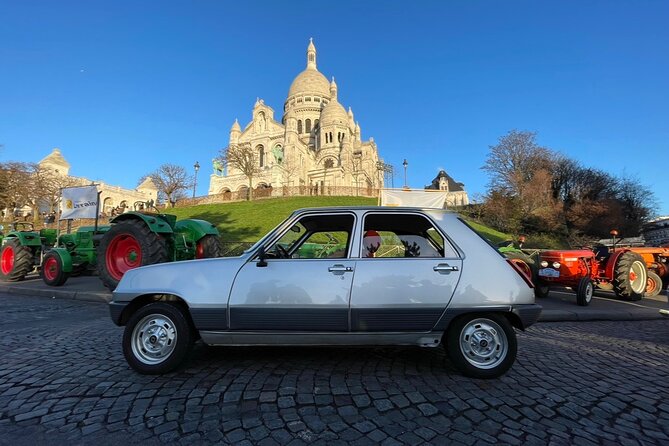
[40, 251, 69, 286]
[645, 271, 662, 298]
[445, 313, 517, 379]
[576, 277, 593, 306]
[123, 302, 193, 374]
[535, 283, 550, 298]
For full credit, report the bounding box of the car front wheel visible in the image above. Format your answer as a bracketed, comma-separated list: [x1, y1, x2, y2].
[446, 313, 517, 379]
[122, 302, 193, 374]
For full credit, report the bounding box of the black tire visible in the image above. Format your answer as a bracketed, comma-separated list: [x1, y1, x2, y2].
[40, 251, 69, 286]
[122, 302, 193, 374]
[445, 313, 517, 379]
[195, 234, 221, 259]
[535, 282, 550, 299]
[0, 239, 34, 282]
[97, 219, 169, 290]
[645, 271, 662, 298]
[613, 252, 647, 301]
[576, 277, 593, 306]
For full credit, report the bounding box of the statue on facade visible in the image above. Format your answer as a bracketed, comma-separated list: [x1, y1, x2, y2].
[272, 145, 284, 164]
[212, 158, 224, 176]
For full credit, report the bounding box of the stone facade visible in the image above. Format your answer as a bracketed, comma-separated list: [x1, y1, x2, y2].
[209, 40, 383, 197]
[39, 148, 158, 216]
[425, 170, 469, 207]
[643, 216, 669, 246]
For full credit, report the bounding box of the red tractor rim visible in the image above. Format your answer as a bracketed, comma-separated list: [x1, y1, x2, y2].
[646, 275, 657, 293]
[106, 234, 142, 280]
[1, 246, 15, 275]
[195, 241, 205, 259]
[43, 256, 59, 281]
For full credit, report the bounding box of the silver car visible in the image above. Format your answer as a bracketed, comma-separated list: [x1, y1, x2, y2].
[110, 207, 541, 378]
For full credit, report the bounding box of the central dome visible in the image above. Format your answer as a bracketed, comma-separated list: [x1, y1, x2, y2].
[288, 68, 331, 98]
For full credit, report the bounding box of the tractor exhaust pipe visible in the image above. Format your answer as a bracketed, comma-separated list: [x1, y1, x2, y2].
[610, 229, 618, 252]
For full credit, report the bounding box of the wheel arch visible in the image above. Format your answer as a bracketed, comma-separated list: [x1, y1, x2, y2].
[111, 212, 174, 234]
[115, 293, 195, 330]
[45, 248, 73, 273]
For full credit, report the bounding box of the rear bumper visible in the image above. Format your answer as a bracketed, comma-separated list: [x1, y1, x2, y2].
[512, 304, 543, 329]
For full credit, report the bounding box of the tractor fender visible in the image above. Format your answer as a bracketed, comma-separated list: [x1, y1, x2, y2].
[604, 250, 632, 278]
[111, 212, 174, 234]
[174, 219, 220, 242]
[4, 232, 42, 247]
[46, 248, 73, 273]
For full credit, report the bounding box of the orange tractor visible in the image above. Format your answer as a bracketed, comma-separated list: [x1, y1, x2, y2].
[535, 230, 647, 306]
[627, 246, 669, 297]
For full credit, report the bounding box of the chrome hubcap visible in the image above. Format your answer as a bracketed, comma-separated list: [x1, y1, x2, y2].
[459, 319, 508, 369]
[131, 314, 177, 365]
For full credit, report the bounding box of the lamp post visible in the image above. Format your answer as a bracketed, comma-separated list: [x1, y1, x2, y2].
[193, 161, 200, 198]
[402, 159, 408, 189]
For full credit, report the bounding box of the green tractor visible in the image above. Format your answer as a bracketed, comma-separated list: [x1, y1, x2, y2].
[40, 224, 112, 286]
[0, 222, 58, 282]
[95, 211, 221, 290]
[40, 211, 221, 289]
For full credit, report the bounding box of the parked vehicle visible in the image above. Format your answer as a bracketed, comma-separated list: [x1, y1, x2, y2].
[96, 212, 221, 290]
[535, 230, 647, 305]
[0, 222, 57, 282]
[109, 207, 541, 378]
[626, 247, 669, 297]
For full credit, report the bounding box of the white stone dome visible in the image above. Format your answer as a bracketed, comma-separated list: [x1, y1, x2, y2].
[320, 99, 348, 126]
[288, 68, 331, 98]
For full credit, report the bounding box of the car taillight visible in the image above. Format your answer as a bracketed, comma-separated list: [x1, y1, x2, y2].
[506, 259, 534, 288]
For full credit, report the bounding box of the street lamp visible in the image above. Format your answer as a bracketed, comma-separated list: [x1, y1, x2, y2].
[402, 159, 408, 189]
[193, 161, 200, 198]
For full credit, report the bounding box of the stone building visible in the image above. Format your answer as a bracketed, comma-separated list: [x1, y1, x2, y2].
[39, 148, 158, 216]
[425, 170, 469, 206]
[209, 40, 383, 198]
[642, 216, 669, 246]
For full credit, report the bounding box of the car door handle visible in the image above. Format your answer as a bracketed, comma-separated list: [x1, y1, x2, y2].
[433, 263, 459, 273]
[328, 264, 353, 274]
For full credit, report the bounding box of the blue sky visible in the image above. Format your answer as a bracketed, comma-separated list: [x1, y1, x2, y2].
[1, 1, 668, 216]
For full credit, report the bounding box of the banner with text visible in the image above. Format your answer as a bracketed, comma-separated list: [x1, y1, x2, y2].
[380, 189, 448, 208]
[60, 186, 99, 220]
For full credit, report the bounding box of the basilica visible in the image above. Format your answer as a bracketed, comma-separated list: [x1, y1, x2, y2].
[208, 40, 383, 197]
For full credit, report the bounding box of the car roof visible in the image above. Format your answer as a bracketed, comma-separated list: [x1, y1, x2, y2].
[291, 206, 456, 214]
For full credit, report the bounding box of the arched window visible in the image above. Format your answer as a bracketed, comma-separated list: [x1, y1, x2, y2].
[314, 119, 319, 128]
[329, 132, 333, 143]
[257, 145, 265, 167]
[305, 119, 311, 133]
[298, 120, 303, 134]
[325, 133, 329, 144]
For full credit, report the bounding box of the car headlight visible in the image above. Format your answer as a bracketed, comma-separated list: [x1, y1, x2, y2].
[552, 262, 561, 269]
[540, 261, 548, 268]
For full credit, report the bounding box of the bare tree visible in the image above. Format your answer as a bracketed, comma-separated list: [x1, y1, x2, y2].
[142, 164, 192, 207]
[278, 156, 301, 189]
[217, 143, 261, 200]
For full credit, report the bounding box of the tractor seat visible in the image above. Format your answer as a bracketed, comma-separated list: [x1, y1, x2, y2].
[593, 246, 609, 262]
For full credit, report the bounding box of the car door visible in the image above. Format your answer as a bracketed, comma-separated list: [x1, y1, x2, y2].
[228, 212, 356, 331]
[350, 212, 462, 331]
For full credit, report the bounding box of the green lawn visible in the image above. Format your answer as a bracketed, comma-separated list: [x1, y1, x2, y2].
[169, 196, 510, 244]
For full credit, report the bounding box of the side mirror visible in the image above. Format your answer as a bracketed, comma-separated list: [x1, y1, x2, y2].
[257, 246, 268, 267]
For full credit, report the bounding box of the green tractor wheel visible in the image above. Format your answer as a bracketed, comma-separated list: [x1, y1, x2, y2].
[0, 239, 34, 282]
[97, 219, 169, 290]
[40, 251, 70, 287]
[195, 235, 222, 259]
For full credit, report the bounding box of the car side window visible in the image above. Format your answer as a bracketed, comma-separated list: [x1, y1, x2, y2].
[362, 213, 456, 258]
[267, 214, 354, 259]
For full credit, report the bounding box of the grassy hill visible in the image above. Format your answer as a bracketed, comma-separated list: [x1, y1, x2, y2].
[169, 196, 510, 244]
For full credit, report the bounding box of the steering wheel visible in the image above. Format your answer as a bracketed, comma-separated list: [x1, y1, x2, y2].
[276, 244, 289, 258]
[12, 222, 34, 231]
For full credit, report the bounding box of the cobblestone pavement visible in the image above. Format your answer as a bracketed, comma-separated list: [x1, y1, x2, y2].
[0, 293, 668, 446]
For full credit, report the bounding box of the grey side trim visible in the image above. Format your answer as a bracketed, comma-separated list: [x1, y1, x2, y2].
[190, 308, 228, 330]
[351, 308, 444, 332]
[199, 331, 444, 347]
[230, 308, 348, 331]
[512, 304, 543, 330]
[109, 302, 128, 326]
